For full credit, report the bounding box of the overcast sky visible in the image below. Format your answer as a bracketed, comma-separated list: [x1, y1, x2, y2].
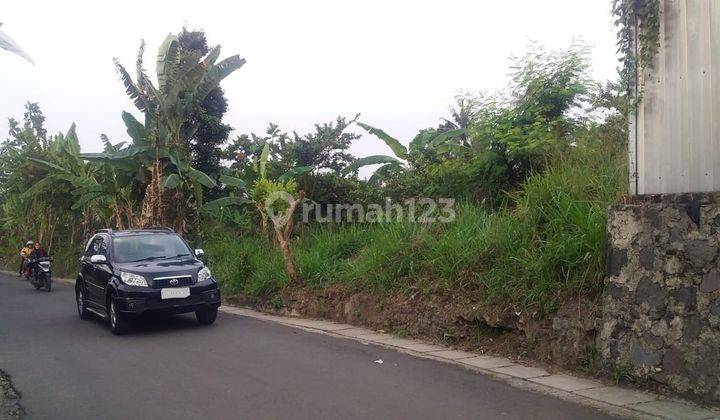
[1, 0, 619, 168]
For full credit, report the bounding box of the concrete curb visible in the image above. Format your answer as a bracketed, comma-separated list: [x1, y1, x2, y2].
[219, 304, 720, 420]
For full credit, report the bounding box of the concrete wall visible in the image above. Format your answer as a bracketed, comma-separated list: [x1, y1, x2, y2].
[601, 194, 720, 403]
[630, 0, 720, 195]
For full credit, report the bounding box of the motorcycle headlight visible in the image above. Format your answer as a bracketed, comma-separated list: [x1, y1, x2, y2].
[197, 267, 213, 283]
[119, 271, 148, 287]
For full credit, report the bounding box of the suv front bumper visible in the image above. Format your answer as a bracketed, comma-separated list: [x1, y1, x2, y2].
[114, 282, 221, 316]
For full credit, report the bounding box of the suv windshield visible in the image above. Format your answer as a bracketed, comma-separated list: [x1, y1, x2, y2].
[112, 234, 193, 263]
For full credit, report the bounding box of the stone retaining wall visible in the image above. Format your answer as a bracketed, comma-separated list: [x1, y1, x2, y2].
[601, 194, 720, 403]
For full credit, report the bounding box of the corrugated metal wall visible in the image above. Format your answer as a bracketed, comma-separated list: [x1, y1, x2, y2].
[630, 0, 720, 195]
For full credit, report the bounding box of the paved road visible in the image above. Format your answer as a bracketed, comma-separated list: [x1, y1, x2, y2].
[0, 273, 620, 420]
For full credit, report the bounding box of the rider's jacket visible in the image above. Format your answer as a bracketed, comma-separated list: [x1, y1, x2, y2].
[31, 249, 47, 259]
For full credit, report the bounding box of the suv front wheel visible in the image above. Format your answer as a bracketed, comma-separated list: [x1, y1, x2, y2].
[76, 285, 91, 320]
[108, 295, 130, 335]
[196, 307, 218, 325]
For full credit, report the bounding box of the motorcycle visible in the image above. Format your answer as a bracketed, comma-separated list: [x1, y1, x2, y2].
[29, 256, 53, 292]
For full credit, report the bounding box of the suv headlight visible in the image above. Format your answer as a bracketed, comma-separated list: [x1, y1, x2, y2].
[119, 271, 148, 287]
[198, 267, 213, 283]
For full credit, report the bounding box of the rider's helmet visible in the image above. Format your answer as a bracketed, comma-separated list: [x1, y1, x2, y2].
[25, 241, 34, 246]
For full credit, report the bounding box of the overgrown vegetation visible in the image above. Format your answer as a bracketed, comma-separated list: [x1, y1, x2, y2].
[204, 135, 625, 313]
[0, 28, 627, 317]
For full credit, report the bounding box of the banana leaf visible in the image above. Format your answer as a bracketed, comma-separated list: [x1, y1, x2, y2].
[259, 143, 270, 178]
[71, 192, 103, 210]
[80, 145, 148, 161]
[201, 196, 252, 212]
[278, 166, 313, 182]
[26, 158, 69, 173]
[122, 111, 148, 146]
[341, 155, 401, 176]
[408, 131, 435, 153]
[114, 60, 148, 112]
[188, 168, 217, 188]
[163, 173, 182, 189]
[0, 27, 34, 64]
[218, 174, 246, 189]
[193, 55, 246, 104]
[357, 122, 408, 159]
[429, 128, 467, 147]
[157, 34, 180, 94]
[368, 162, 402, 186]
[21, 176, 59, 198]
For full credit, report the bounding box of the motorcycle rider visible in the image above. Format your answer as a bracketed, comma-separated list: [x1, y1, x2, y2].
[19, 241, 33, 277]
[31, 242, 47, 259]
[28, 242, 48, 281]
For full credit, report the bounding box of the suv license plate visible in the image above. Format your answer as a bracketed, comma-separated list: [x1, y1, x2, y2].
[161, 287, 190, 300]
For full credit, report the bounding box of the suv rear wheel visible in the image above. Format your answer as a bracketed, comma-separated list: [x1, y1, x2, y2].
[108, 295, 130, 335]
[196, 307, 218, 325]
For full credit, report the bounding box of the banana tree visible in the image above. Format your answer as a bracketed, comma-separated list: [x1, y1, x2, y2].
[248, 143, 306, 284]
[201, 141, 309, 284]
[199, 141, 311, 230]
[113, 34, 245, 227]
[26, 129, 141, 231]
[23, 124, 102, 236]
[341, 122, 466, 184]
[82, 111, 246, 233]
[161, 150, 219, 233]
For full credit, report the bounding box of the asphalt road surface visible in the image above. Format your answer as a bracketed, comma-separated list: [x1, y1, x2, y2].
[0, 273, 620, 420]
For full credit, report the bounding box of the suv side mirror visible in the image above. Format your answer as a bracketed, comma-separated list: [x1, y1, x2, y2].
[89, 254, 107, 264]
[195, 249, 205, 258]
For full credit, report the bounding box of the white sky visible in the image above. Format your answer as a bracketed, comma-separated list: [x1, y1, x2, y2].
[1, 0, 619, 171]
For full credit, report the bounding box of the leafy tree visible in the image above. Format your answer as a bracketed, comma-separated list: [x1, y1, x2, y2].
[225, 116, 361, 219]
[467, 43, 593, 192]
[278, 115, 359, 173]
[178, 28, 233, 190]
[509, 42, 592, 134]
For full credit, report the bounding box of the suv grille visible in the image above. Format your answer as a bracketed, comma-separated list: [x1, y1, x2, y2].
[153, 275, 194, 288]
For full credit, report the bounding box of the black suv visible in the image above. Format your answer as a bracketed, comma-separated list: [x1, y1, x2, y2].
[75, 228, 221, 334]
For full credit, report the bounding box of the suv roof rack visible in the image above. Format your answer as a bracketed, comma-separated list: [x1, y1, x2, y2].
[145, 226, 175, 232]
[94, 227, 175, 235]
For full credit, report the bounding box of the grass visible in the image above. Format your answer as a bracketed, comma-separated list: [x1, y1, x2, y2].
[202, 233, 286, 296]
[200, 138, 626, 314]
